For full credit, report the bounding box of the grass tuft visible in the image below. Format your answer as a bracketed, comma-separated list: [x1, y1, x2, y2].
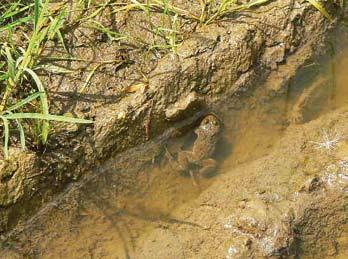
[0, 0, 93, 159]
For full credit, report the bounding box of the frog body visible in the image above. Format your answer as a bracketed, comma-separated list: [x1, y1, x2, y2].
[173, 114, 221, 177]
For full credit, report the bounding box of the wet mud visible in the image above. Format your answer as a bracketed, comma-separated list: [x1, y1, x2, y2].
[0, 1, 347, 258]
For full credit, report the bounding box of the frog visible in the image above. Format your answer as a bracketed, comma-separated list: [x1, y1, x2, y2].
[168, 114, 222, 183]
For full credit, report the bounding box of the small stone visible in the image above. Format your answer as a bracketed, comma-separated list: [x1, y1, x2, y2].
[165, 92, 201, 121]
[245, 238, 252, 248]
[299, 176, 323, 193]
[238, 201, 247, 209]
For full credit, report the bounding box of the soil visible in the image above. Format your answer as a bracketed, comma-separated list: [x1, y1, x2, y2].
[0, 0, 347, 258]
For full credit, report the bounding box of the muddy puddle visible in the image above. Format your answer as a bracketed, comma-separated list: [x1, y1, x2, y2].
[1, 28, 348, 259]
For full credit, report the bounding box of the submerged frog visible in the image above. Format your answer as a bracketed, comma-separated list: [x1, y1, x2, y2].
[168, 114, 222, 183]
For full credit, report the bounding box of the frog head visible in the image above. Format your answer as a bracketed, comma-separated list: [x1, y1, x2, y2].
[195, 114, 221, 136]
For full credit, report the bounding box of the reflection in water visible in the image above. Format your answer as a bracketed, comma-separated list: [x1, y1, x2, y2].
[2, 30, 348, 259]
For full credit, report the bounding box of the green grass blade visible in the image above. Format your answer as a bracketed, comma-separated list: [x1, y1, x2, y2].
[241, 0, 268, 8]
[16, 119, 26, 150]
[5, 92, 43, 112]
[85, 20, 127, 41]
[4, 47, 16, 80]
[24, 68, 50, 143]
[48, 8, 67, 41]
[40, 56, 86, 62]
[56, 30, 68, 52]
[78, 64, 101, 93]
[0, 117, 10, 159]
[0, 16, 32, 32]
[307, 0, 332, 20]
[130, 0, 148, 14]
[0, 74, 8, 81]
[5, 111, 26, 150]
[38, 64, 75, 74]
[34, 0, 40, 32]
[3, 113, 93, 123]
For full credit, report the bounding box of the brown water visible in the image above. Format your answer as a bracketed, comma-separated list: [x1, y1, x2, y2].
[2, 29, 348, 259]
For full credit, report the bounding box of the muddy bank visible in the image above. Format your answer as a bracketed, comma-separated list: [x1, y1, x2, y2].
[0, 0, 342, 233]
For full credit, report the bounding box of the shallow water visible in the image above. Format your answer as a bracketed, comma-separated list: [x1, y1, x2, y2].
[2, 28, 348, 259]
